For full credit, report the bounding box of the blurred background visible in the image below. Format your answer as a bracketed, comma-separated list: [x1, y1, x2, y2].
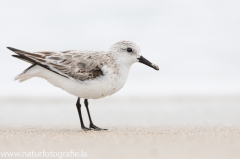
[0, 0, 240, 127]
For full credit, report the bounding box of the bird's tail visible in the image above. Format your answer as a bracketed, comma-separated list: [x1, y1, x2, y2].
[7, 47, 37, 82]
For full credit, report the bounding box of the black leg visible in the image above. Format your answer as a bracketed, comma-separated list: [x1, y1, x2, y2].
[84, 99, 107, 131]
[76, 98, 91, 131]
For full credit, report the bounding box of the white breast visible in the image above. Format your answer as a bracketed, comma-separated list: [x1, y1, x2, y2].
[26, 64, 131, 99]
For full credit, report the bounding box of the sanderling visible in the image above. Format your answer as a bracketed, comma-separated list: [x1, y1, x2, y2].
[7, 41, 159, 131]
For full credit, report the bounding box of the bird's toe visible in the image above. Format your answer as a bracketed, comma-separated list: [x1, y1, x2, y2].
[81, 126, 92, 131]
[90, 124, 107, 131]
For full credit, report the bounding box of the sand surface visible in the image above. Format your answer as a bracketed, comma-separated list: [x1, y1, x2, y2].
[1, 97, 240, 158]
[0, 126, 240, 159]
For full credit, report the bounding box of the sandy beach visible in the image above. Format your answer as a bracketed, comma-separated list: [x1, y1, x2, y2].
[0, 97, 240, 159]
[1, 97, 240, 158]
[0, 126, 240, 159]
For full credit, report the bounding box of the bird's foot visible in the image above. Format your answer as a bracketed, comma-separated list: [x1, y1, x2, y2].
[81, 126, 92, 131]
[90, 124, 107, 131]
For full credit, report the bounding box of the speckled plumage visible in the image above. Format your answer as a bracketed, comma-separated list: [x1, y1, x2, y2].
[10, 49, 117, 82]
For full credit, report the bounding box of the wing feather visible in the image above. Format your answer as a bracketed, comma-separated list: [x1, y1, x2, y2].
[8, 47, 115, 81]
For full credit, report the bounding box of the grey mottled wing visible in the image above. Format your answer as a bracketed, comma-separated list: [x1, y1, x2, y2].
[8, 47, 114, 81]
[45, 51, 106, 81]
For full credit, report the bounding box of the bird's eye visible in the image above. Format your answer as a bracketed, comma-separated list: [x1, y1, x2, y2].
[127, 48, 132, 52]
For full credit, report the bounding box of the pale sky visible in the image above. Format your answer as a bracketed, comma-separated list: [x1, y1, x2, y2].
[1, 0, 240, 98]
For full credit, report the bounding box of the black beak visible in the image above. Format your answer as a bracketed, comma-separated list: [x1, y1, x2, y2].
[137, 56, 159, 70]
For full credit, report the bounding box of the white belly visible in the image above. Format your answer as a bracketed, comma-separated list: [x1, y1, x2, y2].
[26, 65, 129, 99]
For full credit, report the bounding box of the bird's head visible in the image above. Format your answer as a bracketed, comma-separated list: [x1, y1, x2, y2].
[109, 41, 159, 70]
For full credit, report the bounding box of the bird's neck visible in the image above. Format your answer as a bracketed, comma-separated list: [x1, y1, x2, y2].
[114, 57, 133, 87]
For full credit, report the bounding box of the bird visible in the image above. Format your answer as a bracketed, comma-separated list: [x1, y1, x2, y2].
[7, 41, 159, 131]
